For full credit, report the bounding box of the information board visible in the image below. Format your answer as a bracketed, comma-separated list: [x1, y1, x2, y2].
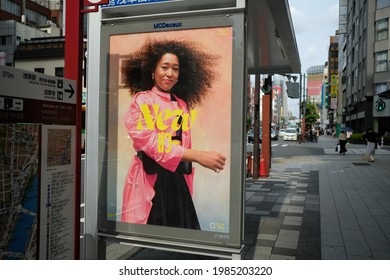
[39, 125, 76, 260]
[0, 66, 76, 125]
[0, 65, 76, 260]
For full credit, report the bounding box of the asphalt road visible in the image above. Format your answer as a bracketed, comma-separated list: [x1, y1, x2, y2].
[247, 138, 325, 158]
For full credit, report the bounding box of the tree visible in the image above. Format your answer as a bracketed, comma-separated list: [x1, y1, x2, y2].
[304, 102, 320, 127]
[246, 114, 252, 132]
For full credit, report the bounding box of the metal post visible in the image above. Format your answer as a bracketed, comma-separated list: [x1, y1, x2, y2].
[301, 74, 306, 142]
[260, 75, 272, 177]
[269, 74, 272, 169]
[253, 74, 260, 179]
[299, 74, 302, 143]
[64, 0, 83, 260]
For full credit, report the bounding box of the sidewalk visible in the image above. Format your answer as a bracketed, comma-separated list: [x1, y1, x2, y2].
[243, 136, 390, 260]
[109, 136, 390, 260]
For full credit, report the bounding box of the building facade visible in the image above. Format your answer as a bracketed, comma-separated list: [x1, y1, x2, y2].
[327, 34, 339, 129]
[0, 0, 51, 26]
[14, 36, 65, 75]
[0, 1, 63, 66]
[307, 65, 325, 106]
[0, 20, 53, 66]
[339, 0, 390, 134]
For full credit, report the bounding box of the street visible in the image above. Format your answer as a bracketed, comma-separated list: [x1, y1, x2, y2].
[247, 135, 331, 158]
[247, 134, 390, 159]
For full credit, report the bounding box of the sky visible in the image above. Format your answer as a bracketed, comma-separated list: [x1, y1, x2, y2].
[287, 0, 340, 117]
[289, 0, 340, 73]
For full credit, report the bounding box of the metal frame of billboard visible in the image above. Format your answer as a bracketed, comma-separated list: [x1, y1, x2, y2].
[85, 2, 246, 260]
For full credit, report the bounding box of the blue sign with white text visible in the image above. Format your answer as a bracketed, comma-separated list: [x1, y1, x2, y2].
[102, 0, 172, 7]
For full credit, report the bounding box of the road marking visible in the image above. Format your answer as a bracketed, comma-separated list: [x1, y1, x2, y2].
[272, 144, 289, 147]
[323, 148, 390, 155]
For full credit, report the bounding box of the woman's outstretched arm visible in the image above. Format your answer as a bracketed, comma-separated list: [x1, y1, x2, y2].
[182, 149, 226, 172]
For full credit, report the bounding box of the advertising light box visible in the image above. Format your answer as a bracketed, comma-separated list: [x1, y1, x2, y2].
[97, 14, 245, 251]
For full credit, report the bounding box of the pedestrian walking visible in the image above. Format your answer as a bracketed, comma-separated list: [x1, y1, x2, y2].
[338, 131, 348, 155]
[362, 128, 379, 162]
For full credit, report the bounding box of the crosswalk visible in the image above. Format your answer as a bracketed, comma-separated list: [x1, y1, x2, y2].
[271, 143, 289, 147]
[323, 148, 390, 155]
[251, 142, 390, 155]
[270, 143, 390, 155]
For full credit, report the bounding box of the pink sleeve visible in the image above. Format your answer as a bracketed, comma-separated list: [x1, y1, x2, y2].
[123, 94, 184, 172]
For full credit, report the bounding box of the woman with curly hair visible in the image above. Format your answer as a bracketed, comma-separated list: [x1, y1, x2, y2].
[121, 38, 226, 229]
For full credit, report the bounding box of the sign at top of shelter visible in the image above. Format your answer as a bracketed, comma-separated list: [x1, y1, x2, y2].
[102, 0, 173, 7]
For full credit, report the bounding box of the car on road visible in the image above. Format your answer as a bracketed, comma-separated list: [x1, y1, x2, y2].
[248, 128, 278, 142]
[283, 128, 298, 141]
[248, 128, 261, 143]
[247, 128, 253, 143]
[271, 129, 278, 140]
[278, 129, 286, 137]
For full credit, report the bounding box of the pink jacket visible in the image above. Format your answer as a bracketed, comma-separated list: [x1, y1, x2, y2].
[121, 87, 195, 224]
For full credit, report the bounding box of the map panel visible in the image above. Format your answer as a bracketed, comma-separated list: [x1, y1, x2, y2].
[0, 124, 40, 260]
[47, 129, 72, 167]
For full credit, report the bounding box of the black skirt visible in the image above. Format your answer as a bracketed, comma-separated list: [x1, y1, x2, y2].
[147, 168, 200, 229]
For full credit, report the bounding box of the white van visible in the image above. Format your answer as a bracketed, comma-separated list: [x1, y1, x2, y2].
[283, 128, 298, 141]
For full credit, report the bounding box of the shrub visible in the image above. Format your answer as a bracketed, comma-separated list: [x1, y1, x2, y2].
[349, 133, 390, 145]
[349, 133, 363, 141]
[348, 132, 365, 144]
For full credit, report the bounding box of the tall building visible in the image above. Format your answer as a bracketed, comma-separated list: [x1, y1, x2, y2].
[247, 75, 291, 129]
[49, 0, 64, 32]
[272, 75, 291, 127]
[0, 0, 51, 26]
[327, 33, 339, 128]
[307, 65, 325, 105]
[322, 62, 329, 130]
[0, 0, 63, 66]
[339, 0, 390, 134]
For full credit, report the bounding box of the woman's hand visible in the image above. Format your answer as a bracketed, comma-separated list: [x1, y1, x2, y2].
[183, 149, 226, 173]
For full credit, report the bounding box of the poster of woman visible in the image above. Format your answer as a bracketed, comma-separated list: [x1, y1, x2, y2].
[107, 26, 233, 233]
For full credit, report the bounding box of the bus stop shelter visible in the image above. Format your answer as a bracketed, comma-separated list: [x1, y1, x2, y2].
[82, 0, 300, 260]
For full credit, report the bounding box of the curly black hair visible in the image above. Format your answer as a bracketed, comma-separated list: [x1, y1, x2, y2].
[122, 38, 219, 108]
